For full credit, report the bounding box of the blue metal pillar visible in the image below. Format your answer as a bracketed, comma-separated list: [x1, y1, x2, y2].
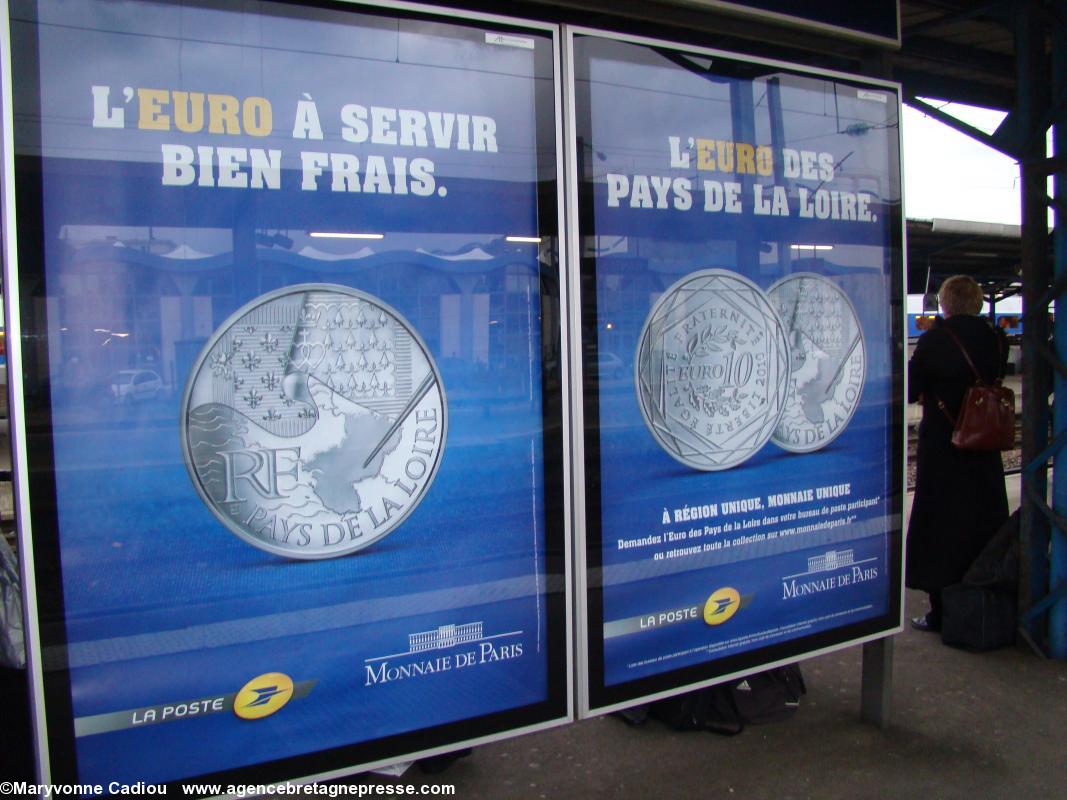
[1017, 0, 1052, 654]
[905, 1, 1067, 657]
[1051, 11, 1067, 659]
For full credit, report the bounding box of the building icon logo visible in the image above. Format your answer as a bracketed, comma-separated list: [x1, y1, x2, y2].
[408, 622, 483, 653]
[806, 549, 855, 574]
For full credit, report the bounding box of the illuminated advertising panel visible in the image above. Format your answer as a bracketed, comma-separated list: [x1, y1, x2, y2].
[569, 31, 905, 712]
[5, 0, 568, 788]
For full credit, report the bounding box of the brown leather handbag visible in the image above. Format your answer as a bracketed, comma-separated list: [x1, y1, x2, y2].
[936, 326, 1015, 451]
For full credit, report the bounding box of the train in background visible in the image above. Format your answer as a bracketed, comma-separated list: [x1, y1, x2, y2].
[906, 293, 1023, 339]
[906, 293, 1024, 373]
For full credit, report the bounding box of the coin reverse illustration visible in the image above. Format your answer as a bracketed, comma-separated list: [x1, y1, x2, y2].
[182, 284, 446, 559]
[635, 269, 790, 471]
[768, 273, 866, 453]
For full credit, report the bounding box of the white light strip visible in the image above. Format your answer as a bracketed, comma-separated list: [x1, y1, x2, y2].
[506, 236, 542, 243]
[309, 232, 384, 240]
[790, 244, 834, 251]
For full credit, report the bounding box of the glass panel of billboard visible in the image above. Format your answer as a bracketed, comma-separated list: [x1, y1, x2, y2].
[6, 0, 568, 787]
[569, 32, 905, 712]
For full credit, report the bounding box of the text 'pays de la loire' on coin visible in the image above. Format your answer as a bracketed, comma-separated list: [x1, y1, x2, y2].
[635, 269, 790, 471]
[768, 273, 866, 453]
[181, 284, 447, 559]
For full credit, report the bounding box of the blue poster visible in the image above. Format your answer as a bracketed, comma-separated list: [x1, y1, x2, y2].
[572, 34, 904, 707]
[10, 0, 566, 788]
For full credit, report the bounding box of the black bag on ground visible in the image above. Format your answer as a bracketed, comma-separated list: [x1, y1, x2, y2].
[730, 665, 806, 725]
[649, 664, 805, 736]
[940, 509, 1019, 652]
[962, 508, 1019, 590]
[940, 584, 1016, 651]
[649, 683, 743, 735]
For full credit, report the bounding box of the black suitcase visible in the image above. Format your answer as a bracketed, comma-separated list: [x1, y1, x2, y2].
[940, 584, 1016, 651]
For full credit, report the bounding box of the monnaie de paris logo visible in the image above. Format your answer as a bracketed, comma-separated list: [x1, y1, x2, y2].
[181, 284, 446, 559]
[635, 269, 790, 470]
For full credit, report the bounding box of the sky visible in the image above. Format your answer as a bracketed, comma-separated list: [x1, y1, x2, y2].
[902, 101, 1023, 225]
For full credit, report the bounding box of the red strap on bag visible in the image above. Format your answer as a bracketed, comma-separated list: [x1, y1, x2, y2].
[934, 325, 1015, 451]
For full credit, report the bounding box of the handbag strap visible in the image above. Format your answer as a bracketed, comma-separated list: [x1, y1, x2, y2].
[940, 324, 985, 385]
[933, 322, 994, 426]
[935, 396, 956, 426]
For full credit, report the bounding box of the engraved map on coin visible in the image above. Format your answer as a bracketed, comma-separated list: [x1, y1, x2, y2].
[768, 273, 866, 453]
[181, 285, 446, 559]
[635, 269, 790, 471]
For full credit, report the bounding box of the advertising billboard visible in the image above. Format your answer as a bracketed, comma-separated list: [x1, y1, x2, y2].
[568, 31, 905, 712]
[4, 0, 569, 789]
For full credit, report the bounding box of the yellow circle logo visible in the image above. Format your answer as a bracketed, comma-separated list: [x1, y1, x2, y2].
[234, 672, 294, 720]
[704, 587, 741, 626]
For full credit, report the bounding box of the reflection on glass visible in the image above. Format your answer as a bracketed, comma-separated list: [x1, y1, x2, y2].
[573, 34, 902, 703]
[13, 0, 563, 786]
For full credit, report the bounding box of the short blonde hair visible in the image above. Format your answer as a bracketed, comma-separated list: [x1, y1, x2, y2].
[939, 275, 984, 317]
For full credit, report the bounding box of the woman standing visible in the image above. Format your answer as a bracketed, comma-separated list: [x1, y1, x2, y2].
[906, 274, 1010, 632]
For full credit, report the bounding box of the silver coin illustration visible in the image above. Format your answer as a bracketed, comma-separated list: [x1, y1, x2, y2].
[181, 284, 446, 559]
[635, 269, 790, 471]
[768, 273, 866, 453]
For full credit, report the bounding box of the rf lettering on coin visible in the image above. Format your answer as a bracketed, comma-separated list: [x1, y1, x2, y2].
[181, 285, 447, 559]
[635, 269, 790, 471]
[768, 273, 866, 453]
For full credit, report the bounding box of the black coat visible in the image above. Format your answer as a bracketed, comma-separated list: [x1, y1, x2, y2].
[905, 314, 1010, 593]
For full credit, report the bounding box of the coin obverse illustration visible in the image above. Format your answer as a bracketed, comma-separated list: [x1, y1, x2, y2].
[768, 273, 866, 453]
[182, 284, 447, 559]
[635, 269, 790, 471]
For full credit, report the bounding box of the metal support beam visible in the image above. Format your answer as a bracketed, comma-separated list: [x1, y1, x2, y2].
[1022, 579, 1067, 624]
[767, 77, 792, 276]
[1050, 10, 1067, 658]
[894, 69, 1014, 112]
[901, 2, 1004, 38]
[860, 638, 892, 729]
[1018, 0, 1052, 654]
[900, 35, 1016, 81]
[905, 97, 1000, 152]
[1049, 194, 1067, 218]
[730, 79, 759, 272]
[1024, 481, 1067, 533]
[1035, 338, 1067, 383]
[1028, 155, 1067, 176]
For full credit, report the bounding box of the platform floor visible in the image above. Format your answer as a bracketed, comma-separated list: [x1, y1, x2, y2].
[350, 471, 1067, 800]
[3, 475, 1066, 798]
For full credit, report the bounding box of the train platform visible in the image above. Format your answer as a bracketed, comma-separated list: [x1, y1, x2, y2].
[3, 476, 1065, 798]
[348, 468, 1067, 800]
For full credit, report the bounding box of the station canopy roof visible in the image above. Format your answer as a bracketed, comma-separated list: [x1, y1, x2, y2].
[528, 1, 1027, 295]
[906, 218, 1024, 299]
[533, 1, 1018, 110]
[896, 1, 1016, 111]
